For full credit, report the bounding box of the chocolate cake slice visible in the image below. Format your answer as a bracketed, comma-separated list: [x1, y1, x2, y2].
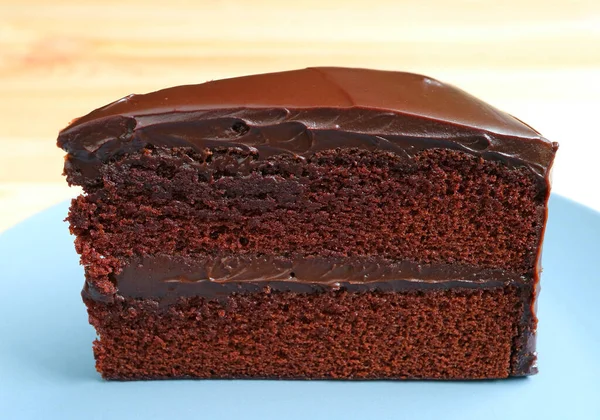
[58, 67, 558, 380]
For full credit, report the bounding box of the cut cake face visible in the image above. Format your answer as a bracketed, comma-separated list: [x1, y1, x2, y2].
[58, 67, 557, 379]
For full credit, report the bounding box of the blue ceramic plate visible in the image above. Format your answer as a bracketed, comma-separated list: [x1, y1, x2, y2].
[1, 195, 599, 419]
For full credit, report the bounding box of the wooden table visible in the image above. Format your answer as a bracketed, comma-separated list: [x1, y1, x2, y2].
[2, 0, 600, 232]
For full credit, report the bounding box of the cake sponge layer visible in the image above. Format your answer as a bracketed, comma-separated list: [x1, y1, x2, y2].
[87, 285, 528, 380]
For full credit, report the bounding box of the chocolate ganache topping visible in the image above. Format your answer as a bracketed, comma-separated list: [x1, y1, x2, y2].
[58, 67, 557, 184]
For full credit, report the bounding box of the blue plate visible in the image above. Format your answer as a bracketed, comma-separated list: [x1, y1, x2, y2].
[1, 195, 599, 419]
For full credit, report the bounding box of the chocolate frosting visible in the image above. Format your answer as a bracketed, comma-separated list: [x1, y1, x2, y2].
[57, 67, 557, 185]
[108, 254, 527, 303]
[65, 67, 541, 138]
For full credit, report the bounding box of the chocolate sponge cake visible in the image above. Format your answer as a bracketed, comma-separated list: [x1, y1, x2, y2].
[57, 67, 558, 380]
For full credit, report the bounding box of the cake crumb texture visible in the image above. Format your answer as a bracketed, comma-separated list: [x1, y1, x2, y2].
[88, 287, 524, 380]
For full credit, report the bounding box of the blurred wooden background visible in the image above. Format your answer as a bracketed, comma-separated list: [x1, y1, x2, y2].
[1, 0, 600, 232]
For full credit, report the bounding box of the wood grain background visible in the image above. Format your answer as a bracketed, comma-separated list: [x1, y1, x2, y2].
[1, 0, 599, 232]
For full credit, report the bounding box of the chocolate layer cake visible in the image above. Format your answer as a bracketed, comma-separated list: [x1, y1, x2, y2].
[58, 67, 558, 380]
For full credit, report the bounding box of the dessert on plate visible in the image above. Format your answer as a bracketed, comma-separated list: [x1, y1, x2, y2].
[58, 67, 558, 380]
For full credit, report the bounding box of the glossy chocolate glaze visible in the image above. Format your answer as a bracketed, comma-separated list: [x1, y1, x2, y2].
[58, 67, 557, 185]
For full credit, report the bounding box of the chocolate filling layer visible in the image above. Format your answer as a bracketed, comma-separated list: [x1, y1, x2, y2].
[100, 254, 528, 302]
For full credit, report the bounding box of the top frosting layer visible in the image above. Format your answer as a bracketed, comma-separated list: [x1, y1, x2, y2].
[58, 67, 557, 182]
[67, 67, 540, 138]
